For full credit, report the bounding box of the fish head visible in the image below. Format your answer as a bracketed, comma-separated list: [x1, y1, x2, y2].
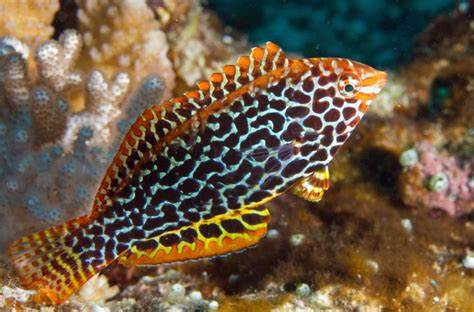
[336, 59, 387, 110]
[301, 57, 387, 128]
[312, 57, 386, 110]
[292, 57, 387, 162]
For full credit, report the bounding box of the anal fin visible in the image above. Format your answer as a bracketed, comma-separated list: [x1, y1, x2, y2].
[119, 207, 271, 266]
[291, 166, 330, 202]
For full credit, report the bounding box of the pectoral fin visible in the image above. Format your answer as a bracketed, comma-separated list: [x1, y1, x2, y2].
[291, 166, 330, 202]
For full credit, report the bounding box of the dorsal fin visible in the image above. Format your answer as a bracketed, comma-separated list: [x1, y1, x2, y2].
[90, 42, 290, 217]
[195, 42, 289, 101]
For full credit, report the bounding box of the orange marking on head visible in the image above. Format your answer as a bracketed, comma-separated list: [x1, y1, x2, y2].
[355, 92, 374, 102]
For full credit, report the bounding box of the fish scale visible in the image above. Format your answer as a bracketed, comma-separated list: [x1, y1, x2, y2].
[9, 42, 387, 304]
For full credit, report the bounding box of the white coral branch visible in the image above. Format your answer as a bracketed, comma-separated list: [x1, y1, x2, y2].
[61, 70, 130, 153]
[35, 29, 83, 92]
[87, 70, 130, 109]
[0, 36, 29, 58]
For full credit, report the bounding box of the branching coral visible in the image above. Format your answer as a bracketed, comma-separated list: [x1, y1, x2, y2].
[35, 29, 83, 93]
[61, 70, 130, 152]
[0, 29, 165, 254]
[147, 0, 195, 30]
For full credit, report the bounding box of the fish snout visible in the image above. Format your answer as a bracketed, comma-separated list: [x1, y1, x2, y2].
[358, 68, 387, 98]
[373, 70, 387, 92]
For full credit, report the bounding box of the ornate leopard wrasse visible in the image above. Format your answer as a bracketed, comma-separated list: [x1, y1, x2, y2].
[9, 42, 387, 304]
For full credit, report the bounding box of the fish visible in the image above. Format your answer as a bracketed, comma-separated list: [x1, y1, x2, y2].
[8, 42, 387, 304]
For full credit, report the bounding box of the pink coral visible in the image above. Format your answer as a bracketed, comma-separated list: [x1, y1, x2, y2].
[400, 141, 473, 216]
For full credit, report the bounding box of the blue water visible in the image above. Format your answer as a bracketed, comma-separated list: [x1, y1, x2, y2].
[206, 0, 456, 68]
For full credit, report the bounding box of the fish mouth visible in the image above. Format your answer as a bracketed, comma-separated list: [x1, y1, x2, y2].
[359, 69, 387, 96]
[374, 70, 387, 91]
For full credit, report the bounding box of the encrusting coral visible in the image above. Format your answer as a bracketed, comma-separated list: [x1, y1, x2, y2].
[74, 0, 244, 100]
[400, 141, 473, 216]
[76, 0, 176, 100]
[0, 0, 59, 47]
[166, 2, 247, 88]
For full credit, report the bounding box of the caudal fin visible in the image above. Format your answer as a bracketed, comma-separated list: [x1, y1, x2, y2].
[8, 216, 106, 304]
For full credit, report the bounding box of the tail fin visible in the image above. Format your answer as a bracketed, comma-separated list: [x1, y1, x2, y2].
[8, 215, 106, 304]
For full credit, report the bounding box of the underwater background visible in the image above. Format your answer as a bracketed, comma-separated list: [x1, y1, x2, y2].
[207, 0, 456, 68]
[0, 0, 473, 311]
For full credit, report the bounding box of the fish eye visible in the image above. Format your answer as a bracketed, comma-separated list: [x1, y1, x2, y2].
[338, 73, 361, 97]
[344, 84, 354, 93]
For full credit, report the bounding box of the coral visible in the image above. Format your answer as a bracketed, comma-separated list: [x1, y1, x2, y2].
[147, 0, 195, 30]
[370, 73, 412, 117]
[463, 250, 474, 269]
[273, 285, 383, 311]
[400, 141, 473, 216]
[76, 274, 120, 303]
[61, 70, 130, 152]
[0, 286, 36, 307]
[168, 4, 247, 88]
[0, 52, 30, 113]
[0, 1, 59, 47]
[35, 29, 83, 93]
[94, 269, 219, 311]
[0, 30, 165, 254]
[76, 0, 176, 99]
